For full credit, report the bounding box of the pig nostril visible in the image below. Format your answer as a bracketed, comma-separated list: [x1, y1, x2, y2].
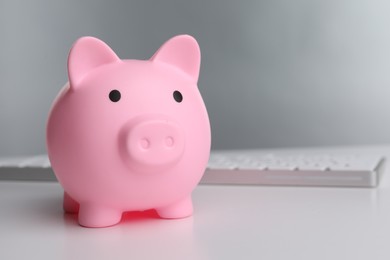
[165, 136, 174, 148]
[139, 138, 150, 150]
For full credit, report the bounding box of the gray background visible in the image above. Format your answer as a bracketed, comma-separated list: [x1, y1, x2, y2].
[1, 0, 390, 156]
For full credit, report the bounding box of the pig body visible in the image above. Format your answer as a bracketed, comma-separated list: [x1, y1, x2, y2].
[46, 35, 211, 227]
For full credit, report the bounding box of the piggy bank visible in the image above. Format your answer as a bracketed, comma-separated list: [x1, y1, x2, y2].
[46, 35, 211, 227]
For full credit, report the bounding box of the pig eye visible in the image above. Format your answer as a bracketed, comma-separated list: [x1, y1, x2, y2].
[109, 90, 121, 102]
[173, 90, 183, 103]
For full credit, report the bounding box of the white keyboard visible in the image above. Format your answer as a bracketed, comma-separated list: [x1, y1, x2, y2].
[0, 151, 386, 187]
[0, 155, 54, 181]
[203, 150, 386, 187]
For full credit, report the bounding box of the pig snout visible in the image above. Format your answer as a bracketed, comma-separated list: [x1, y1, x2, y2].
[121, 115, 185, 169]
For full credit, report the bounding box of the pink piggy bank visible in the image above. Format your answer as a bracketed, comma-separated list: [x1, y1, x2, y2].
[46, 35, 211, 228]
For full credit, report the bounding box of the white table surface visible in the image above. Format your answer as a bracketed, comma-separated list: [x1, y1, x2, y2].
[1, 146, 390, 260]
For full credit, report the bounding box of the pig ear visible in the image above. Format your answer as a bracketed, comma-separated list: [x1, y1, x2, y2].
[151, 35, 201, 82]
[68, 37, 120, 88]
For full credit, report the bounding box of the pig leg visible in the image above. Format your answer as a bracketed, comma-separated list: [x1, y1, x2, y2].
[63, 192, 79, 213]
[156, 196, 193, 219]
[78, 203, 122, 228]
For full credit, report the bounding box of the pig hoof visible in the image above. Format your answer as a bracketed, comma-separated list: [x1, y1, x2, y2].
[156, 197, 193, 219]
[63, 192, 79, 213]
[78, 204, 122, 228]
